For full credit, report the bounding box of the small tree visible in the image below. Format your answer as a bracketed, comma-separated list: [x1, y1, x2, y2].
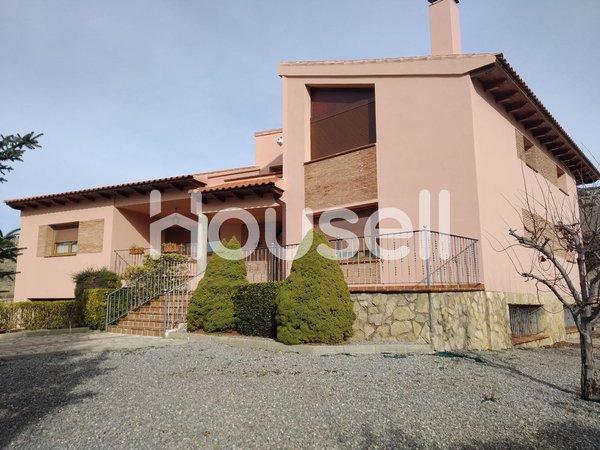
[276, 230, 355, 345]
[507, 182, 600, 400]
[0, 132, 41, 183]
[187, 238, 247, 333]
[0, 132, 42, 281]
[0, 229, 19, 280]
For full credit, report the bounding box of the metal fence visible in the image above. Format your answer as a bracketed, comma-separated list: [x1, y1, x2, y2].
[114, 230, 480, 287]
[107, 230, 480, 333]
[241, 230, 480, 287]
[113, 244, 198, 276]
[163, 275, 195, 332]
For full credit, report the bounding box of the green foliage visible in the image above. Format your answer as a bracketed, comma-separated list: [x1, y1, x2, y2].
[187, 238, 247, 333]
[73, 267, 121, 299]
[83, 288, 111, 330]
[0, 300, 78, 332]
[233, 282, 282, 337]
[121, 253, 188, 282]
[73, 268, 121, 323]
[276, 230, 355, 345]
[0, 132, 42, 183]
[0, 131, 41, 284]
[0, 229, 19, 281]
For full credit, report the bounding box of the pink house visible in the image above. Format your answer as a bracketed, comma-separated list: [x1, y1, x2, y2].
[5, 0, 598, 349]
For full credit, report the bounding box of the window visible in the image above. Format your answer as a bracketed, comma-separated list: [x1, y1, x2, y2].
[52, 223, 79, 256]
[509, 305, 543, 338]
[310, 87, 376, 160]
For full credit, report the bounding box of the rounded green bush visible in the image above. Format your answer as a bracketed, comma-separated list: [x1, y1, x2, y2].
[186, 238, 247, 333]
[276, 230, 355, 345]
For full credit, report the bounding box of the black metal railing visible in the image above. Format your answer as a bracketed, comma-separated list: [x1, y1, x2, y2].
[241, 230, 480, 287]
[105, 258, 193, 328]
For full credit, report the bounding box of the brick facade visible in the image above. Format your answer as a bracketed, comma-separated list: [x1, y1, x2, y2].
[78, 219, 104, 253]
[304, 145, 377, 211]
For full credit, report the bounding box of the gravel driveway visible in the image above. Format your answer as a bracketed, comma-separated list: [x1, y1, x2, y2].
[1, 337, 599, 449]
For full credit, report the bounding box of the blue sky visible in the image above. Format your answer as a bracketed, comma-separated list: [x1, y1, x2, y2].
[1, 0, 599, 231]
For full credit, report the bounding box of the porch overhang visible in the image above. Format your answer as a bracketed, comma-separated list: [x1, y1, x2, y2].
[5, 175, 205, 211]
[198, 174, 284, 204]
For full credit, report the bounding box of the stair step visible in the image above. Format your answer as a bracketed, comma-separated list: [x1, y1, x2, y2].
[126, 313, 163, 321]
[135, 306, 164, 314]
[107, 325, 162, 337]
[118, 320, 163, 330]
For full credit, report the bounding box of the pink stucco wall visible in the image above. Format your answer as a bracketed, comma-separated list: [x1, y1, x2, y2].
[14, 201, 115, 299]
[279, 55, 496, 246]
[470, 81, 579, 294]
[255, 129, 283, 172]
[278, 54, 581, 295]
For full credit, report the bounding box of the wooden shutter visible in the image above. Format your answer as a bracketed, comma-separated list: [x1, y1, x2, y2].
[310, 88, 376, 160]
[78, 219, 104, 253]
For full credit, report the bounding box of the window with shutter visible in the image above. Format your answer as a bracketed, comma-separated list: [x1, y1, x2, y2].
[310, 87, 376, 160]
[51, 223, 79, 256]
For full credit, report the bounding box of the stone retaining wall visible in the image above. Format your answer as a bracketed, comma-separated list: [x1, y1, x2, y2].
[351, 290, 568, 351]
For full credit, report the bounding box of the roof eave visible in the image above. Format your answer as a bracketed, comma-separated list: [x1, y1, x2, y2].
[471, 54, 600, 184]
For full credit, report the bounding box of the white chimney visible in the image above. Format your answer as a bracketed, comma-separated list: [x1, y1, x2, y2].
[428, 0, 462, 55]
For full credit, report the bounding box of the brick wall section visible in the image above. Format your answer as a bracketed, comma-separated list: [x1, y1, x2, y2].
[515, 129, 567, 191]
[304, 145, 377, 211]
[36, 225, 54, 257]
[78, 219, 104, 253]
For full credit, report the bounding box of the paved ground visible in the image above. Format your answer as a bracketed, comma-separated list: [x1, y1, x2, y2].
[1, 332, 599, 449]
[0, 329, 181, 358]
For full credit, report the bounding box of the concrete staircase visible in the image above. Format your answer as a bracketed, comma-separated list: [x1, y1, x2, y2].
[107, 295, 189, 337]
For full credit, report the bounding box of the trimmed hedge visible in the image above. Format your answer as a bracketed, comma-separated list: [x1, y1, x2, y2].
[276, 230, 355, 345]
[233, 282, 282, 338]
[83, 288, 112, 330]
[73, 268, 121, 324]
[0, 300, 79, 332]
[187, 238, 247, 333]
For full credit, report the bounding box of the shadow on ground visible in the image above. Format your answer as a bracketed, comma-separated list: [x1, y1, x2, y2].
[0, 351, 109, 447]
[462, 420, 600, 449]
[339, 420, 600, 449]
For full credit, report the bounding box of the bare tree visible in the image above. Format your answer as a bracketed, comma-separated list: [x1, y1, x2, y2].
[507, 179, 600, 400]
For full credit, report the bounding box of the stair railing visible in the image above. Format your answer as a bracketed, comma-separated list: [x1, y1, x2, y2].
[105, 258, 192, 329]
[162, 274, 199, 333]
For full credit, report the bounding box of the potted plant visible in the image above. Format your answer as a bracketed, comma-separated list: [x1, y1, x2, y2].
[129, 244, 145, 255]
[162, 242, 181, 254]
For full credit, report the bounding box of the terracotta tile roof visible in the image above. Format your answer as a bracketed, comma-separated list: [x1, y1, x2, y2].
[5, 174, 204, 210]
[200, 174, 282, 194]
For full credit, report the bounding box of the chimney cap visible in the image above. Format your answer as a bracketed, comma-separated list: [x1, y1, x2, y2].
[427, 0, 459, 3]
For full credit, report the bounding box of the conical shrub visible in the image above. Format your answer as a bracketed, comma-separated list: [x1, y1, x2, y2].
[187, 237, 247, 332]
[276, 230, 355, 345]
